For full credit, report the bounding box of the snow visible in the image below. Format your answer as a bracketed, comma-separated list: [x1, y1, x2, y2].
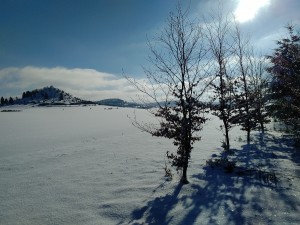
[0, 106, 299, 224]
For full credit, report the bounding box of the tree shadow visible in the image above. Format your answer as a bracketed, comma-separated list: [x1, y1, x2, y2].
[127, 132, 300, 224]
[128, 183, 183, 224]
[262, 132, 300, 167]
[128, 168, 270, 224]
[182, 169, 248, 225]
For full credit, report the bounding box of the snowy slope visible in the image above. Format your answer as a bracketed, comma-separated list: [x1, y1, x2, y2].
[0, 106, 299, 225]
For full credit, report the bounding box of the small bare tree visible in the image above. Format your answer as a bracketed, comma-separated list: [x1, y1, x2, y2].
[126, 5, 210, 184]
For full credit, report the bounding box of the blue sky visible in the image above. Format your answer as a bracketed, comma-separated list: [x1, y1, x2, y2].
[0, 0, 179, 74]
[0, 0, 299, 100]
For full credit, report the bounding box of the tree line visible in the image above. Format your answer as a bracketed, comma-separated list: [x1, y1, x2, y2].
[0, 96, 17, 105]
[127, 4, 300, 184]
[0, 88, 65, 106]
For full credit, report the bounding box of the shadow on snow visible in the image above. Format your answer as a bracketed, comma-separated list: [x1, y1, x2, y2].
[126, 132, 300, 225]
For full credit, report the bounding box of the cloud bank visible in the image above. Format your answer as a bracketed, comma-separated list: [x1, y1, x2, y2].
[0, 66, 139, 101]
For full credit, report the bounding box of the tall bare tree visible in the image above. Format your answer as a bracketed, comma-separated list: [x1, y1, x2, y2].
[231, 21, 258, 144]
[204, 11, 237, 151]
[248, 54, 271, 133]
[126, 5, 210, 184]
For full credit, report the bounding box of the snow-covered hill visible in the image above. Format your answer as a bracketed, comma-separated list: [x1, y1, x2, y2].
[16, 86, 83, 105]
[1, 86, 145, 107]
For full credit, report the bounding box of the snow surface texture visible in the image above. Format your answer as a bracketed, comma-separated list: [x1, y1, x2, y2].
[0, 106, 299, 225]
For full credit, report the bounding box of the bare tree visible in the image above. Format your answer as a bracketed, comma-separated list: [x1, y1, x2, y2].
[248, 54, 271, 133]
[231, 20, 258, 144]
[203, 7, 270, 148]
[126, 5, 210, 184]
[204, 11, 237, 151]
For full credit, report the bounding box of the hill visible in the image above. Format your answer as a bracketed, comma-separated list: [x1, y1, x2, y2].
[97, 98, 141, 108]
[0, 86, 143, 108]
[12, 86, 84, 106]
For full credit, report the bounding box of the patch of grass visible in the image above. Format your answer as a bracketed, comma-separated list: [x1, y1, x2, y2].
[257, 170, 278, 185]
[235, 168, 278, 185]
[163, 161, 173, 181]
[206, 158, 236, 173]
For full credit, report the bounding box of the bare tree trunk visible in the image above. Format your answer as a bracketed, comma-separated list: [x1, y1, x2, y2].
[181, 159, 189, 184]
[247, 130, 250, 144]
[260, 121, 265, 133]
[224, 121, 230, 150]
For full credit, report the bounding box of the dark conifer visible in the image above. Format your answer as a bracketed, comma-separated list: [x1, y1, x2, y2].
[267, 25, 300, 144]
[8, 97, 14, 105]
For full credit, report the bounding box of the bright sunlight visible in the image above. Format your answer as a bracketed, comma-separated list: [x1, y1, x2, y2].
[234, 0, 271, 23]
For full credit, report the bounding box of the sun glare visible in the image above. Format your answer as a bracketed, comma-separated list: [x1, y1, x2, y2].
[234, 0, 270, 23]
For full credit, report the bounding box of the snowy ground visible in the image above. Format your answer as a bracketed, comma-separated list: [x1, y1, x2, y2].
[0, 106, 299, 225]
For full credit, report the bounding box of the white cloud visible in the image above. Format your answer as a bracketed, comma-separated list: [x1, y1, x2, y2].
[234, 0, 271, 23]
[0, 66, 141, 101]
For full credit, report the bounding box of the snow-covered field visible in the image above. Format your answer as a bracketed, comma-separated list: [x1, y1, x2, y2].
[0, 106, 299, 225]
